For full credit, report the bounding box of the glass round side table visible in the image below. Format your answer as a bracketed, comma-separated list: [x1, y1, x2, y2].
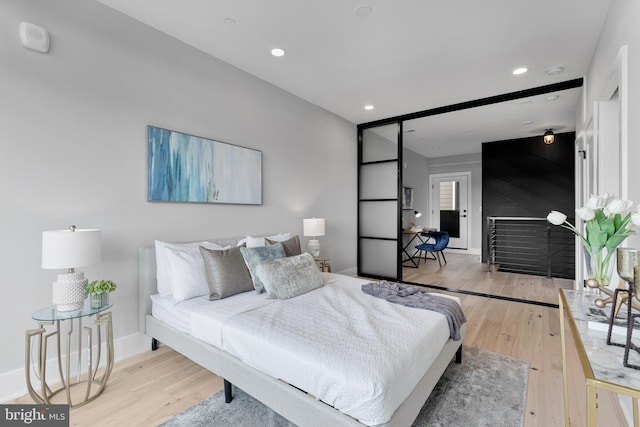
[25, 300, 114, 408]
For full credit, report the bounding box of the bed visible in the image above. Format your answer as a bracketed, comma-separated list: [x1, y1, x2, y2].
[138, 241, 465, 427]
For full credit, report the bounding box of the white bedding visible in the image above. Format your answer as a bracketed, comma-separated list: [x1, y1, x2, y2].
[151, 273, 459, 426]
[190, 289, 274, 348]
[150, 293, 208, 334]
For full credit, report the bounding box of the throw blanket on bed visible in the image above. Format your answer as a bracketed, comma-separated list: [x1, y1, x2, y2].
[362, 281, 466, 341]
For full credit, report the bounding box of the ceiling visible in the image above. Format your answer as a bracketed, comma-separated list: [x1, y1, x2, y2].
[96, 0, 612, 157]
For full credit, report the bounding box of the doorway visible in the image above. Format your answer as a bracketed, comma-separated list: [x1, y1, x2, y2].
[429, 172, 469, 249]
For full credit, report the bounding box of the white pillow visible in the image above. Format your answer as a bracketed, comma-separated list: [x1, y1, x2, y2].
[154, 240, 225, 296]
[245, 235, 266, 248]
[165, 246, 211, 303]
[243, 233, 291, 248]
[267, 232, 291, 243]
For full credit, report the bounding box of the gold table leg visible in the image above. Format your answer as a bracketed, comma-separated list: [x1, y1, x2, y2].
[24, 311, 114, 408]
[587, 384, 597, 427]
[560, 295, 571, 426]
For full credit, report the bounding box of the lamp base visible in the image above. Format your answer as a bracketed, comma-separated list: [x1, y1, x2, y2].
[52, 272, 88, 311]
[308, 239, 321, 257]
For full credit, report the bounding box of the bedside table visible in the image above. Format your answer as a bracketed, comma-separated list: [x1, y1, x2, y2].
[314, 257, 332, 272]
[25, 300, 114, 408]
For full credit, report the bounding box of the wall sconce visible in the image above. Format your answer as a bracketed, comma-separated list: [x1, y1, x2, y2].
[543, 129, 555, 145]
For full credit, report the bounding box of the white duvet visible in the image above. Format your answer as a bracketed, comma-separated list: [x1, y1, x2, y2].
[191, 273, 455, 425]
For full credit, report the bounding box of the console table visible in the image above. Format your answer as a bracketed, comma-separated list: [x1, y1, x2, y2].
[25, 301, 114, 408]
[560, 289, 640, 426]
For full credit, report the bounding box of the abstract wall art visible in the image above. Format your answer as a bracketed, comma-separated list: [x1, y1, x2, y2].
[148, 126, 262, 205]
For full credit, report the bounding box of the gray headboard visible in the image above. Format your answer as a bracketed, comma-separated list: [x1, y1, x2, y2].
[138, 245, 157, 334]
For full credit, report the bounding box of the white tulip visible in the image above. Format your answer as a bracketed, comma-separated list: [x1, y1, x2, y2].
[586, 194, 612, 210]
[576, 207, 595, 221]
[547, 210, 567, 225]
[606, 198, 632, 216]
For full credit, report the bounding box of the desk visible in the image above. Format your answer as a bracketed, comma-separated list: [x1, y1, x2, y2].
[560, 289, 640, 426]
[25, 300, 114, 408]
[401, 229, 436, 268]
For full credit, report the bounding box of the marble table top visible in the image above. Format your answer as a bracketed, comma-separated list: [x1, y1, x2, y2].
[562, 289, 640, 391]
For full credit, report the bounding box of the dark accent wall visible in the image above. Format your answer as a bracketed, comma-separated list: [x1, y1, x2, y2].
[482, 132, 575, 279]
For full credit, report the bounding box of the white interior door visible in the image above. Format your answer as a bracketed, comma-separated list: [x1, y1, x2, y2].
[429, 173, 469, 249]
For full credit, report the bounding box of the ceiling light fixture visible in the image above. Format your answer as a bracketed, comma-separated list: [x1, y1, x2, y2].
[270, 48, 285, 57]
[512, 67, 528, 75]
[364, 105, 374, 111]
[545, 66, 564, 76]
[545, 94, 560, 102]
[543, 129, 555, 145]
[223, 18, 236, 25]
[522, 120, 534, 125]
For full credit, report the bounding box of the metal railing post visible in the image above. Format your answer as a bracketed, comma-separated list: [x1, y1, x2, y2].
[547, 222, 552, 278]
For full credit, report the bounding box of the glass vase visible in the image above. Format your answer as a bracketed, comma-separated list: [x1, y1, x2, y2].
[584, 247, 614, 287]
[90, 293, 109, 309]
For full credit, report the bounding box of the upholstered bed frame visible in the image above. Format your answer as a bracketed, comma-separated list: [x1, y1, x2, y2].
[138, 244, 465, 427]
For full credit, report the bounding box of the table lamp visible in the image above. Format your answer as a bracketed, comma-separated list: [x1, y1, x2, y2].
[303, 217, 325, 257]
[42, 225, 101, 311]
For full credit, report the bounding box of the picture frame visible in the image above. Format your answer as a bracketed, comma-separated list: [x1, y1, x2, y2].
[148, 126, 262, 205]
[402, 187, 414, 209]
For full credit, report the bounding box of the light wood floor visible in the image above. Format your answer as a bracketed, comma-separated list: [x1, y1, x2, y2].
[9, 255, 628, 426]
[402, 252, 575, 305]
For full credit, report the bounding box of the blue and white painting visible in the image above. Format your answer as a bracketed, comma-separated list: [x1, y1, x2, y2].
[148, 126, 262, 204]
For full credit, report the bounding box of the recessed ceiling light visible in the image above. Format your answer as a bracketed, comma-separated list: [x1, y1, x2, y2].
[545, 94, 560, 102]
[364, 105, 374, 111]
[516, 99, 532, 104]
[223, 18, 236, 25]
[522, 120, 534, 125]
[355, 5, 373, 17]
[270, 48, 285, 57]
[512, 67, 528, 75]
[545, 66, 564, 76]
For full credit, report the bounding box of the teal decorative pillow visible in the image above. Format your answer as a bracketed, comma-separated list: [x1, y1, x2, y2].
[255, 253, 324, 299]
[239, 243, 286, 293]
[199, 246, 253, 300]
[266, 235, 301, 257]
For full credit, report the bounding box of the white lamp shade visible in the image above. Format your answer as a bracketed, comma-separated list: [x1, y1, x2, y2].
[303, 218, 326, 237]
[42, 228, 101, 269]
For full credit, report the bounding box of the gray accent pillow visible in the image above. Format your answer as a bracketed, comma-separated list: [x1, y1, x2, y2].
[239, 243, 286, 293]
[199, 246, 253, 300]
[266, 235, 302, 257]
[255, 253, 325, 299]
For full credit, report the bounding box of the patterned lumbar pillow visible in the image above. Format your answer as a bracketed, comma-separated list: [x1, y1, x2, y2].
[255, 252, 325, 299]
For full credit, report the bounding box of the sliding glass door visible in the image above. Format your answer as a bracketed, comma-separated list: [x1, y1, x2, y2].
[357, 123, 402, 280]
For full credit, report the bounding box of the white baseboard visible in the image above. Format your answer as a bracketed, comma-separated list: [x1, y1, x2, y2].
[445, 247, 481, 255]
[0, 332, 150, 403]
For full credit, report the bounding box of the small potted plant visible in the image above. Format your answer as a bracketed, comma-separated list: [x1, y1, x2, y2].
[86, 280, 117, 309]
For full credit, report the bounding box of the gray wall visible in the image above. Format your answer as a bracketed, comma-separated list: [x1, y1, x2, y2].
[402, 147, 429, 228]
[0, 0, 356, 397]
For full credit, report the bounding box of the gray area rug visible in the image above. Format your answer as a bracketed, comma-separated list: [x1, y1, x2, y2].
[158, 346, 528, 427]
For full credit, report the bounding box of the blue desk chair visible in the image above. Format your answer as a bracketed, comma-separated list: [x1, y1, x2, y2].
[415, 231, 449, 267]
